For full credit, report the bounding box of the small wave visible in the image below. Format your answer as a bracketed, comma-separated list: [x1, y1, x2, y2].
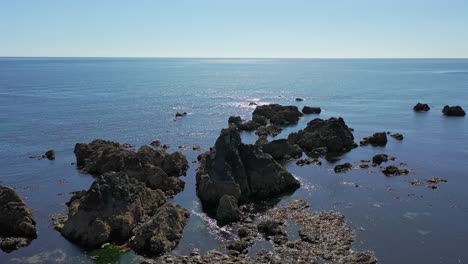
[190, 209, 237, 242]
[435, 70, 468, 74]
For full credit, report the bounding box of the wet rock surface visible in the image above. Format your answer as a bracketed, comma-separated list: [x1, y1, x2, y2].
[0, 185, 38, 252]
[302, 106, 321, 114]
[442, 105, 466, 116]
[391, 133, 404, 140]
[196, 126, 300, 221]
[287, 117, 356, 155]
[360, 132, 388, 146]
[413, 102, 430, 112]
[73, 139, 188, 195]
[216, 195, 242, 225]
[252, 104, 303, 126]
[158, 200, 377, 264]
[261, 139, 303, 161]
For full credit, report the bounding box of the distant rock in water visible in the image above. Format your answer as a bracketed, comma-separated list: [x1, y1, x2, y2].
[175, 112, 187, 118]
[252, 104, 303, 126]
[390, 133, 404, 140]
[295, 97, 304, 102]
[287, 117, 356, 156]
[360, 132, 387, 146]
[334, 163, 353, 173]
[0, 185, 37, 252]
[45, 149, 55, 160]
[196, 126, 300, 224]
[74, 139, 188, 196]
[382, 165, 409, 176]
[413, 103, 430, 112]
[302, 106, 321, 114]
[442, 105, 466, 116]
[372, 154, 388, 165]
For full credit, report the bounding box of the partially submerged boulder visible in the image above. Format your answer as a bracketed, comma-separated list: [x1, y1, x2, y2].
[302, 106, 321, 114]
[0, 185, 37, 252]
[442, 105, 466, 116]
[252, 104, 303, 126]
[261, 139, 302, 161]
[287, 117, 356, 155]
[131, 202, 189, 257]
[391, 133, 404, 140]
[382, 165, 409, 176]
[372, 154, 388, 165]
[360, 132, 387, 146]
[334, 163, 353, 173]
[196, 126, 300, 219]
[45, 149, 55, 160]
[73, 139, 188, 195]
[413, 103, 430, 112]
[58, 172, 167, 248]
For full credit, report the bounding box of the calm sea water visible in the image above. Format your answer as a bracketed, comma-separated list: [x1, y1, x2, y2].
[0, 58, 467, 263]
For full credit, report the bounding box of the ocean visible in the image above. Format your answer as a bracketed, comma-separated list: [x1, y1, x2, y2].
[0, 58, 467, 263]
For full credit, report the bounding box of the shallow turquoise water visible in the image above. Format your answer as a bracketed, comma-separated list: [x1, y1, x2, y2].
[0, 58, 467, 263]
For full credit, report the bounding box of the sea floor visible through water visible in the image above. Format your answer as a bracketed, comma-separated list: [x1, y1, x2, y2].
[0, 58, 467, 263]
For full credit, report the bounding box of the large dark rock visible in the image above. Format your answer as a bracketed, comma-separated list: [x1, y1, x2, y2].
[261, 139, 302, 161]
[0, 185, 37, 252]
[360, 132, 387, 146]
[252, 104, 303, 126]
[413, 103, 430, 112]
[216, 195, 241, 225]
[228, 116, 243, 126]
[302, 106, 321, 114]
[196, 127, 300, 216]
[442, 105, 466, 116]
[73, 139, 188, 195]
[287, 117, 356, 155]
[57, 172, 167, 248]
[382, 165, 409, 176]
[131, 202, 189, 257]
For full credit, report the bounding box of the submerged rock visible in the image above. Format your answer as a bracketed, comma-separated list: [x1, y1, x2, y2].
[252, 104, 303, 126]
[442, 105, 466, 116]
[58, 172, 167, 248]
[360, 132, 387, 146]
[196, 126, 300, 218]
[302, 106, 321, 114]
[0, 185, 37, 252]
[45, 149, 56, 160]
[287, 117, 356, 155]
[413, 103, 430, 112]
[382, 165, 409, 176]
[175, 112, 187, 118]
[372, 154, 388, 165]
[261, 139, 302, 161]
[73, 139, 188, 195]
[131, 202, 189, 257]
[295, 97, 304, 102]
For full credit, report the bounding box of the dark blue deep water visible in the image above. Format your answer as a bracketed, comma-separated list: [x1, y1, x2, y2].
[0, 58, 467, 263]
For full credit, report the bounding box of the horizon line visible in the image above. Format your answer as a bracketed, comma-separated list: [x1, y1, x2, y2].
[1, 56, 468, 60]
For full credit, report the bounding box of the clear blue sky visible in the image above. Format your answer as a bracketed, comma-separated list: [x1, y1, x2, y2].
[1, 0, 468, 58]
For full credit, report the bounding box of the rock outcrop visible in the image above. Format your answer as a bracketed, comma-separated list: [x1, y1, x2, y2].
[261, 139, 302, 161]
[302, 106, 321, 114]
[131, 202, 189, 256]
[0, 185, 37, 252]
[360, 132, 387, 146]
[413, 103, 430, 112]
[382, 165, 409, 176]
[442, 105, 466, 116]
[252, 104, 303, 126]
[287, 117, 356, 155]
[196, 126, 300, 223]
[372, 154, 388, 165]
[58, 172, 167, 248]
[334, 163, 353, 173]
[74, 139, 188, 195]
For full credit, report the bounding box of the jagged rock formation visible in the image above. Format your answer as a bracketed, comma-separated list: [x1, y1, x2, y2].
[0, 185, 37, 252]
